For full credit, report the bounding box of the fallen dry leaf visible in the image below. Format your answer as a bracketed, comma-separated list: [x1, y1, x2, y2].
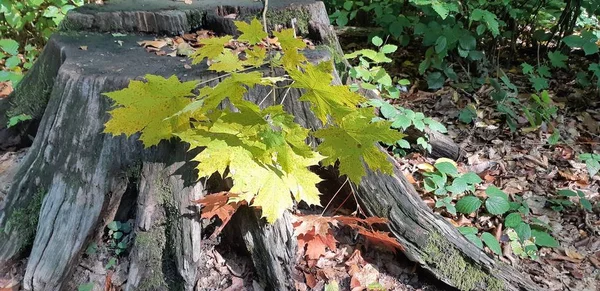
[137, 40, 168, 49]
[79, 46, 88, 50]
[0, 82, 13, 98]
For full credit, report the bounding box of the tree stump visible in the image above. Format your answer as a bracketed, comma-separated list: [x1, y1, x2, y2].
[0, 1, 541, 290]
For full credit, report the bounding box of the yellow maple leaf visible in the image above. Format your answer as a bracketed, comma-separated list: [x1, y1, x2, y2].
[235, 18, 268, 45]
[103, 75, 196, 147]
[209, 51, 245, 72]
[191, 35, 232, 65]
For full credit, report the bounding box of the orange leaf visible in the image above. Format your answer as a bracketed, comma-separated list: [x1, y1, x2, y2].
[193, 192, 245, 237]
[356, 227, 404, 252]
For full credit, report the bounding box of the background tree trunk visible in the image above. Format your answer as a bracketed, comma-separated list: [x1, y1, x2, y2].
[0, 1, 540, 290]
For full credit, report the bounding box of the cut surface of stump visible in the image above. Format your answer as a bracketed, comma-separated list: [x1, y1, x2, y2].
[0, 1, 542, 290]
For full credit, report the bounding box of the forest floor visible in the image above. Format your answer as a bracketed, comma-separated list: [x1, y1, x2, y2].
[338, 33, 600, 291]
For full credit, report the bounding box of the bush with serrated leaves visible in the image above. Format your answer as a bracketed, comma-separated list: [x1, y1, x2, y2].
[1, 0, 83, 86]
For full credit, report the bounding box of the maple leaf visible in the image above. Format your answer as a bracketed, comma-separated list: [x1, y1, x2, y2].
[288, 62, 365, 123]
[274, 28, 306, 52]
[243, 46, 267, 67]
[314, 108, 405, 183]
[193, 192, 245, 237]
[293, 215, 338, 259]
[191, 35, 232, 64]
[179, 72, 263, 114]
[273, 29, 307, 69]
[176, 108, 324, 223]
[235, 18, 268, 45]
[209, 51, 245, 72]
[103, 75, 196, 147]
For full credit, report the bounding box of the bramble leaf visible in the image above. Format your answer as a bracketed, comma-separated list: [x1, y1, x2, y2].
[314, 108, 405, 183]
[103, 75, 196, 147]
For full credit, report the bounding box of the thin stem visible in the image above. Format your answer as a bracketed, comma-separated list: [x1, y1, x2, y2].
[320, 177, 349, 216]
[258, 88, 275, 106]
[279, 83, 294, 105]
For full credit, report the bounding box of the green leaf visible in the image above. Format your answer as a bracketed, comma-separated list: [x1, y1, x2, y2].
[464, 233, 484, 249]
[435, 36, 447, 53]
[426, 71, 444, 89]
[314, 108, 405, 183]
[558, 189, 577, 197]
[7, 114, 32, 128]
[103, 75, 197, 147]
[481, 232, 502, 255]
[459, 34, 476, 51]
[504, 212, 522, 228]
[531, 230, 559, 247]
[380, 44, 398, 54]
[548, 131, 560, 145]
[447, 178, 468, 195]
[0, 39, 19, 55]
[521, 63, 534, 75]
[458, 226, 478, 235]
[458, 105, 476, 123]
[343, 0, 353, 10]
[105, 257, 117, 270]
[562, 35, 583, 48]
[514, 222, 531, 241]
[235, 18, 268, 45]
[585, 158, 600, 177]
[485, 197, 510, 215]
[371, 36, 383, 47]
[547, 51, 568, 69]
[485, 185, 508, 200]
[78, 283, 94, 291]
[425, 118, 447, 133]
[113, 231, 123, 239]
[107, 221, 121, 231]
[4, 55, 20, 69]
[583, 41, 599, 55]
[468, 50, 484, 61]
[461, 172, 482, 184]
[580, 198, 592, 211]
[434, 161, 459, 176]
[456, 196, 482, 214]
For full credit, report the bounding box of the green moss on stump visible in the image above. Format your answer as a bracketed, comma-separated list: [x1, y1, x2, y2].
[5, 189, 47, 251]
[133, 177, 183, 291]
[423, 232, 504, 291]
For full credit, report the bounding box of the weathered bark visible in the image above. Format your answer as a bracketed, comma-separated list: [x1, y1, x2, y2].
[0, 1, 540, 291]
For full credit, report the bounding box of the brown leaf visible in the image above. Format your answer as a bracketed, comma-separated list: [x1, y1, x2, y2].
[137, 40, 168, 49]
[0, 82, 13, 98]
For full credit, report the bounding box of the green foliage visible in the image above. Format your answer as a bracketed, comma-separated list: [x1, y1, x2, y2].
[579, 153, 600, 178]
[104, 20, 404, 223]
[106, 220, 133, 255]
[422, 159, 482, 215]
[77, 282, 94, 291]
[553, 189, 593, 212]
[0, 0, 83, 86]
[345, 38, 446, 156]
[6, 113, 32, 127]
